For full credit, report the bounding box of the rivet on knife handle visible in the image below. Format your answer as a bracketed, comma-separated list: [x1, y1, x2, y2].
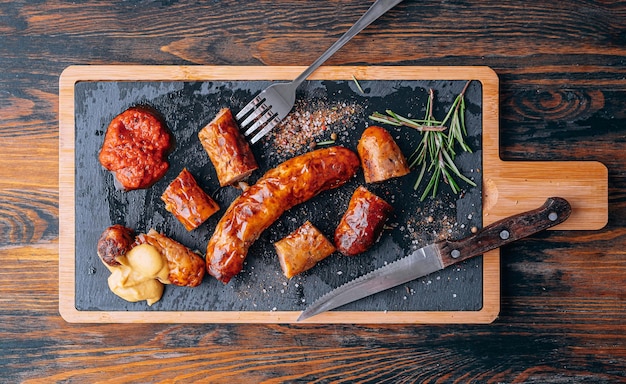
[438, 197, 572, 268]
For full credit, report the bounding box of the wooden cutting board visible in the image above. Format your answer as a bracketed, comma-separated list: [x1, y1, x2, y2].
[58, 65, 607, 323]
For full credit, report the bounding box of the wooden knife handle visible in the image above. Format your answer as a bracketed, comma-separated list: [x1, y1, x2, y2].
[439, 197, 572, 268]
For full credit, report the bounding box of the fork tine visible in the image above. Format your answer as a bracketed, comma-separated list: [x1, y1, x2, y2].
[243, 108, 277, 136]
[235, 94, 264, 121]
[239, 101, 271, 130]
[249, 116, 281, 144]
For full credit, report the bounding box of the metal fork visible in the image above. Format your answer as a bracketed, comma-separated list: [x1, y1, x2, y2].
[236, 0, 404, 144]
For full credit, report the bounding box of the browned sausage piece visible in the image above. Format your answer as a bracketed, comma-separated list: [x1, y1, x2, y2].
[198, 108, 259, 187]
[334, 186, 393, 256]
[161, 168, 220, 231]
[206, 146, 360, 283]
[274, 221, 336, 279]
[96, 224, 135, 267]
[357, 125, 410, 183]
[135, 229, 206, 287]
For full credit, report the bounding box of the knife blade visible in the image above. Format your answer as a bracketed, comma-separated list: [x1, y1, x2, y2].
[297, 197, 571, 321]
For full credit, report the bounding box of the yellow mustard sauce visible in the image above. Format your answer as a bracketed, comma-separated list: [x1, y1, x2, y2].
[104, 243, 170, 306]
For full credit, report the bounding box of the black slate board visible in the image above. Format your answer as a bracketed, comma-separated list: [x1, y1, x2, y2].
[74, 79, 483, 313]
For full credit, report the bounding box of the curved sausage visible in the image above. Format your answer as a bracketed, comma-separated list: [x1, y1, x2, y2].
[334, 186, 393, 256]
[357, 126, 410, 183]
[198, 108, 259, 187]
[206, 146, 360, 283]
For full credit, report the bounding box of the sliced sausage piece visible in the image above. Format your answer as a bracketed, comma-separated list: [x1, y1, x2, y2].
[274, 221, 336, 279]
[161, 168, 220, 231]
[206, 146, 360, 283]
[198, 108, 259, 187]
[357, 125, 410, 183]
[99, 106, 171, 190]
[334, 186, 393, 256]
[135, 229, 206, 287]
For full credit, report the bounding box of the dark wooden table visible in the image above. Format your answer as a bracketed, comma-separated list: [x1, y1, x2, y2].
[2, 0, 625, 382]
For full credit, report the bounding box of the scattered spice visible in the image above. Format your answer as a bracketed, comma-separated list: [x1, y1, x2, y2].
[265, 98, 360, 160]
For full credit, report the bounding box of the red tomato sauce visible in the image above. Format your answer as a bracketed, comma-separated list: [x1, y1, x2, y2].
[99, 106, 171, 190]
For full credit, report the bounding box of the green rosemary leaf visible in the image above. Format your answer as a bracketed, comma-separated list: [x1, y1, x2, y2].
[369, 112, 403, 126]
[352, 75, 365, 94]
[454, 170, 477, 187]
[442, 168, 460, 194]
[414, 161, 427, 191]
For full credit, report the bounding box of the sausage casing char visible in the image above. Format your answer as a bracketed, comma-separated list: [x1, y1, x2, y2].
[198, 108, 259, 187]
[357, 125, 410, 183]
[334, 186, 393, 256]
[98, 106, 171, 190]
[96, 224, 135, 267]
[135, 229, 206, 287]
[274, 221, 336, 279]
[206, 146, 361, 283]
[161, 168, 220, 231]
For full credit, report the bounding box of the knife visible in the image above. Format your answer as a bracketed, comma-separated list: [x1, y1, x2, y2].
[297, 197, 571, 321]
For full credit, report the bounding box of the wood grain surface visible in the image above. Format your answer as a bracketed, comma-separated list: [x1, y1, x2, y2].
[57, 65, 606, 324]
[2, 0, 625, 382]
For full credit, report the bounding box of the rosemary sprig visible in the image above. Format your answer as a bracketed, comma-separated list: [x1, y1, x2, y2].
[370, 81, 476, 201]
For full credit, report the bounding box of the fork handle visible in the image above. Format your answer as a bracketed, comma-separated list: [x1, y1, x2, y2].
[293, 0, 404, 87]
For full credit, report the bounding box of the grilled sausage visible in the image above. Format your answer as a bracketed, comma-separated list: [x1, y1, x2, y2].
[274, 221, 336, 278]
[334, 186, 393, 256]
[357, 126, 410, 183]
[198, 108, 259, 187]
[161, 168, 220, 231]
[135, 229, 206, 287]
[206, 146, 360, 283]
